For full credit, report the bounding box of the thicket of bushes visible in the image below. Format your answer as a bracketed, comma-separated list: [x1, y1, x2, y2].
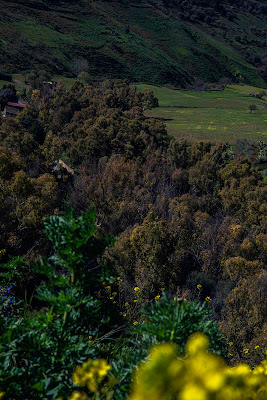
[0, 79, 266, 398]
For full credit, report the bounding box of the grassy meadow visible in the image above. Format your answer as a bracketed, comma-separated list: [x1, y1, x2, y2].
[136, 84, 267, 143]
[2, 74, 267, 145]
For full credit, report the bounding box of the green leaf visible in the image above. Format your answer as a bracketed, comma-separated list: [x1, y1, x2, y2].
[32, 381, 45, 391]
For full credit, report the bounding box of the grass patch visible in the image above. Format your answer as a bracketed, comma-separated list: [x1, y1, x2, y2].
[0, 80, 12, 89]
[51, 75, 77, 89]
[135, 84, 267, 143]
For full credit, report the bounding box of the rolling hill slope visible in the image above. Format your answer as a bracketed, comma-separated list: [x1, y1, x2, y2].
[1, 0, 267, 87]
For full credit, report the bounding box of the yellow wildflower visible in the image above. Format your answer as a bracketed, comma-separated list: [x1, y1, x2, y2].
[181, 384, 206, 400]
[255, 345, 259, 350]
[125, 302, 129, 307]
[228, 342, 233, 346]
[197, 284, 202, 290]
[243, 348, 249, 354]
[105, 286, 111, 290]
[205, 296, 212, 302]
[187, 332, 209, 355]
[133, 321, 138, 325]
[134, 286, 140, 292]
[72, 359, 111, 393]
[89, 336, 93, 340]
[68, 391, 87, 400]
[133, 299, 137, 303]
[155, 295, 161, 300]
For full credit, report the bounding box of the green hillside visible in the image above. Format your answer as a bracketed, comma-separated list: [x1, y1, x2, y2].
[1, 0, 267, 86]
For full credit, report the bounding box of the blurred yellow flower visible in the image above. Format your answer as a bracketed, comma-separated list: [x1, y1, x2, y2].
[243, 348, 249, 354]
[133, 321, 138, 325]
[205, 296, 212, 302]
[72, 359, 111, 393]
[126, 333, 267, 400]
[155, 295, 161, 300]
[187, 332, 209, 355]
[255, 345, 259, 350]
[134, 287, 140, 292]
[181, 384, 206, 400]
[197, 284, 202, 290]
[68, 391, 87, 400]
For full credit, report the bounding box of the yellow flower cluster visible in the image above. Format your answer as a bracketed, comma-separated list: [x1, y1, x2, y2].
[72, 359, 111, 393]
[68, 391, 87, 400]
[129, 333, 267, 400]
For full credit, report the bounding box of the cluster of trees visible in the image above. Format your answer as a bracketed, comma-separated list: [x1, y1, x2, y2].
[0, 85, 17, 110]
[158, 0, 267, 21]
[0, 78, 266, 397]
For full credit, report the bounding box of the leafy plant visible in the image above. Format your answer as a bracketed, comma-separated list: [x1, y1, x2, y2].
[106, 292, 227, 399]
[0, 208, 120, 400]
[132, 292, 227, 356]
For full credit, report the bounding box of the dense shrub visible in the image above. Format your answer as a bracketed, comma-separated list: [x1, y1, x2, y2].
[0, 209, 119, 399]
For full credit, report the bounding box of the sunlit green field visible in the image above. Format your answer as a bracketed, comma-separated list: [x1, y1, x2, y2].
[136, 84, 267, 143]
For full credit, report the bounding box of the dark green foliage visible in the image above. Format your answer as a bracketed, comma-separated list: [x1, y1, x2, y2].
[18, 107, 45, 144]
[132, 292, 227, 357]
[0, 72, 12, 82]
[0, 256, 30, 295]
[107, 292, 227, 399]
[0, 85, 17, 110]
[0, 208, 119, 399]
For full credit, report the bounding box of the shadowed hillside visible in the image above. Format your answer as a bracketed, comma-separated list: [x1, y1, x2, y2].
[1, 0, 267, 86]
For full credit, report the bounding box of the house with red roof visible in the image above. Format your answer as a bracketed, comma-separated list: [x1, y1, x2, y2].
[2, 102, 26, 117]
